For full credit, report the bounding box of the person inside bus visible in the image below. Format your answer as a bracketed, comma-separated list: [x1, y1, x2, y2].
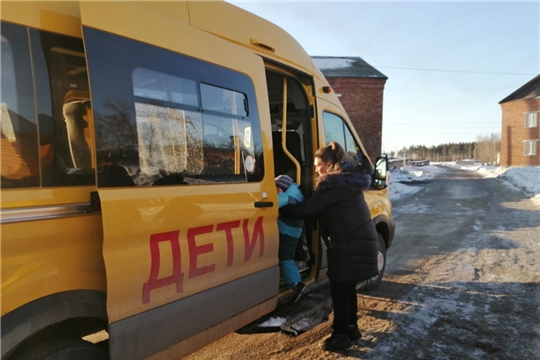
[97, 153, 135, 187]
[279, 141, 378, 351]
[275, 174, 306, 303]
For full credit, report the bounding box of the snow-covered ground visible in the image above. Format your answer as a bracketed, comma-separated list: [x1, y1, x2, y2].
[389, 162, 540, 206]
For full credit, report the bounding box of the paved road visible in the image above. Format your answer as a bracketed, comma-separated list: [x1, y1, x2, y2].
[186, 166, 540, 359]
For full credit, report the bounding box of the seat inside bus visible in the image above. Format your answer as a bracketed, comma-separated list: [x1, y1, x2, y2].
[0, 104, 40, 184]
[62, 90, 92, 170]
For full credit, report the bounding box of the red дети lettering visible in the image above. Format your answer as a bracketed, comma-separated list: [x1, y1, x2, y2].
[243, 216, 265, 261]
[187, 225, 215, 278]
[142, 216, 265, 304]
[216, 220, 241, 267]
[142, 231, 184, 304]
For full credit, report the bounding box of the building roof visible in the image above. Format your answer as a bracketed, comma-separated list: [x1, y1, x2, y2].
[311, 56, 387, 79]
[499, 74, 540, 104]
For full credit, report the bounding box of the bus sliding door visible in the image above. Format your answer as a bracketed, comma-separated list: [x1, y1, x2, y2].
[80, 2, 279, 359]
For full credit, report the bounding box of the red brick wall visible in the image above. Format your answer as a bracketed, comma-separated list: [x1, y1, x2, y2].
[500, 97, 540, 166]
[325, 77, 386, 163]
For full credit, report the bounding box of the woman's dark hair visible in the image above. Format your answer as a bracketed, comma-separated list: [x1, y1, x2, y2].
[314, 141, 347, 173]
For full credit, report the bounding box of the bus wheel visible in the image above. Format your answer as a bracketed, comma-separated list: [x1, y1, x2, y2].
[366, 233, 387, 290]
[15, 338, 109, 360]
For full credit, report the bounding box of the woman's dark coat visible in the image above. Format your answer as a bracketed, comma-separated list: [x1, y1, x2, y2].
[280, 161, 379, 284]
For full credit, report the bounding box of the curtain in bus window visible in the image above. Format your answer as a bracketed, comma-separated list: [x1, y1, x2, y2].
[200, 113, 256, 179]
[129, 69, 257, 185]
[135, 103, 203, 179]
[0, 22, 40, 188]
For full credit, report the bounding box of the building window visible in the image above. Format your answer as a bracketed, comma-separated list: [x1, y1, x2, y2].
[525, 112, 538, 128]
[524, 140, 538, 156]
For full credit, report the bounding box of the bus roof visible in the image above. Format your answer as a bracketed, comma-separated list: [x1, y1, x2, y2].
[188, 1, 316, 76]
[1, 1, 322, 79]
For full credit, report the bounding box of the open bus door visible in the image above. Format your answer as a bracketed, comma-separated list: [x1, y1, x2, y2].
[80, 2, 280, 359]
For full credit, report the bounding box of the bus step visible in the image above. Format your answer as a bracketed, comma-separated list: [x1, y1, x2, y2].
[236, 288, 331, 336]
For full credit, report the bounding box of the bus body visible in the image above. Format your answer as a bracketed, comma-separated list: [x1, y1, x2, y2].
[0, 1, 395, 359]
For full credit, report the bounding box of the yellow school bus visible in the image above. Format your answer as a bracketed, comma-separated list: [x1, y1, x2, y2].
[0, 1, 395, 359]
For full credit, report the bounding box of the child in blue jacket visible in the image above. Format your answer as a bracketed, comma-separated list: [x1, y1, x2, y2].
[276, 175, 305, 302]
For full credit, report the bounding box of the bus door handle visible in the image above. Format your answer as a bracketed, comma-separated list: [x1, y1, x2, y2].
[254, 201, 274, 208]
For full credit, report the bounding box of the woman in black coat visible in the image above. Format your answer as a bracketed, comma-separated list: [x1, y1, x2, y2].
[280, 141, 379, 351]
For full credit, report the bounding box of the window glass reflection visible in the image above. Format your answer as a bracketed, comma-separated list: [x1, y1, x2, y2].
[323, 111, 345, 148]
[0, 22, 40, 188]
[133, 68, 198, 107]
[31, 28, 95, 186]
[201, 83, 247, 117]
[83, 27, 264, 187]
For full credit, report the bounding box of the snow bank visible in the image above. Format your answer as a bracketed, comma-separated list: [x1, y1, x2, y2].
[389, 182, 423, 201]
[439, 162, 540, 206]
[496, 167, 539, 196]
[391, 165, 445, 183]
[388, 165, 443, 201]
[388, 162, 539, 206]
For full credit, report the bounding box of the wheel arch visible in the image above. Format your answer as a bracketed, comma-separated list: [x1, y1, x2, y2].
[1, 290, 108, 360]
[373, 215, 394, 250]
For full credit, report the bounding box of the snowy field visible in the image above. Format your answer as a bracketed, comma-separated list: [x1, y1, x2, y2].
[389, 162, 540, 206]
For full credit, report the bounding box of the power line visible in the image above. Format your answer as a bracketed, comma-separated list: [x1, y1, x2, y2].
[384, 131, 500, 134]
[383, 116, 500, 124]
[384, 120, 499, 125]
[386, 87, 517, 93]
[374, 65, 536, 76]
[384, 124, 499, 129]
[384, 122, 499, 126]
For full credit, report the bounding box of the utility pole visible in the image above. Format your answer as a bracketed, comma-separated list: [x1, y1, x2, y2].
[403, 151, 406, 167]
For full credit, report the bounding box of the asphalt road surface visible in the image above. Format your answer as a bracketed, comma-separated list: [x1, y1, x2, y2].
[185, 166, 540, 360]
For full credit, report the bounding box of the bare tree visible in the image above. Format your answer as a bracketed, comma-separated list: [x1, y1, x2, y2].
[475, 133, 501, 165]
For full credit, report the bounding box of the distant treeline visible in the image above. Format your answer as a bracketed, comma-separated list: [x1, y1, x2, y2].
[389, 134, 500, 164]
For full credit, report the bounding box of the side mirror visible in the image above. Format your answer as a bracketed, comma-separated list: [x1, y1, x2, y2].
[373, 154, 388, 189]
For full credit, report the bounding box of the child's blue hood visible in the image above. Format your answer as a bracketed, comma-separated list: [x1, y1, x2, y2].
[285, 183, 304, 203]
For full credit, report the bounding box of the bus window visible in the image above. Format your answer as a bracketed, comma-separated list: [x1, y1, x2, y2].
[200, 83, 248, 117]
[323, 111, 347, 151]
[30, 28, 95, 186]
[323, 111, 372, 173]
[82, 27, 264, 187]
[134, 102, 202, 178]
[133, 67, 198, 107]
[0, 22, 40, 188]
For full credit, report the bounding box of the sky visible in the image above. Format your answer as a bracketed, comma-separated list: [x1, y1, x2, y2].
[229, 1, 540, 153]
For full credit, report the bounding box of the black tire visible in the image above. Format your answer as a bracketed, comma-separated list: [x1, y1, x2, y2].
[14, 338, 109, 360]
[365, 233, 387, 290]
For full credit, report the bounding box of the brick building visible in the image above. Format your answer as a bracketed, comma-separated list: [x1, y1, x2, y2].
[499, 75, 540, 166]
[312, 56, 387, 163]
